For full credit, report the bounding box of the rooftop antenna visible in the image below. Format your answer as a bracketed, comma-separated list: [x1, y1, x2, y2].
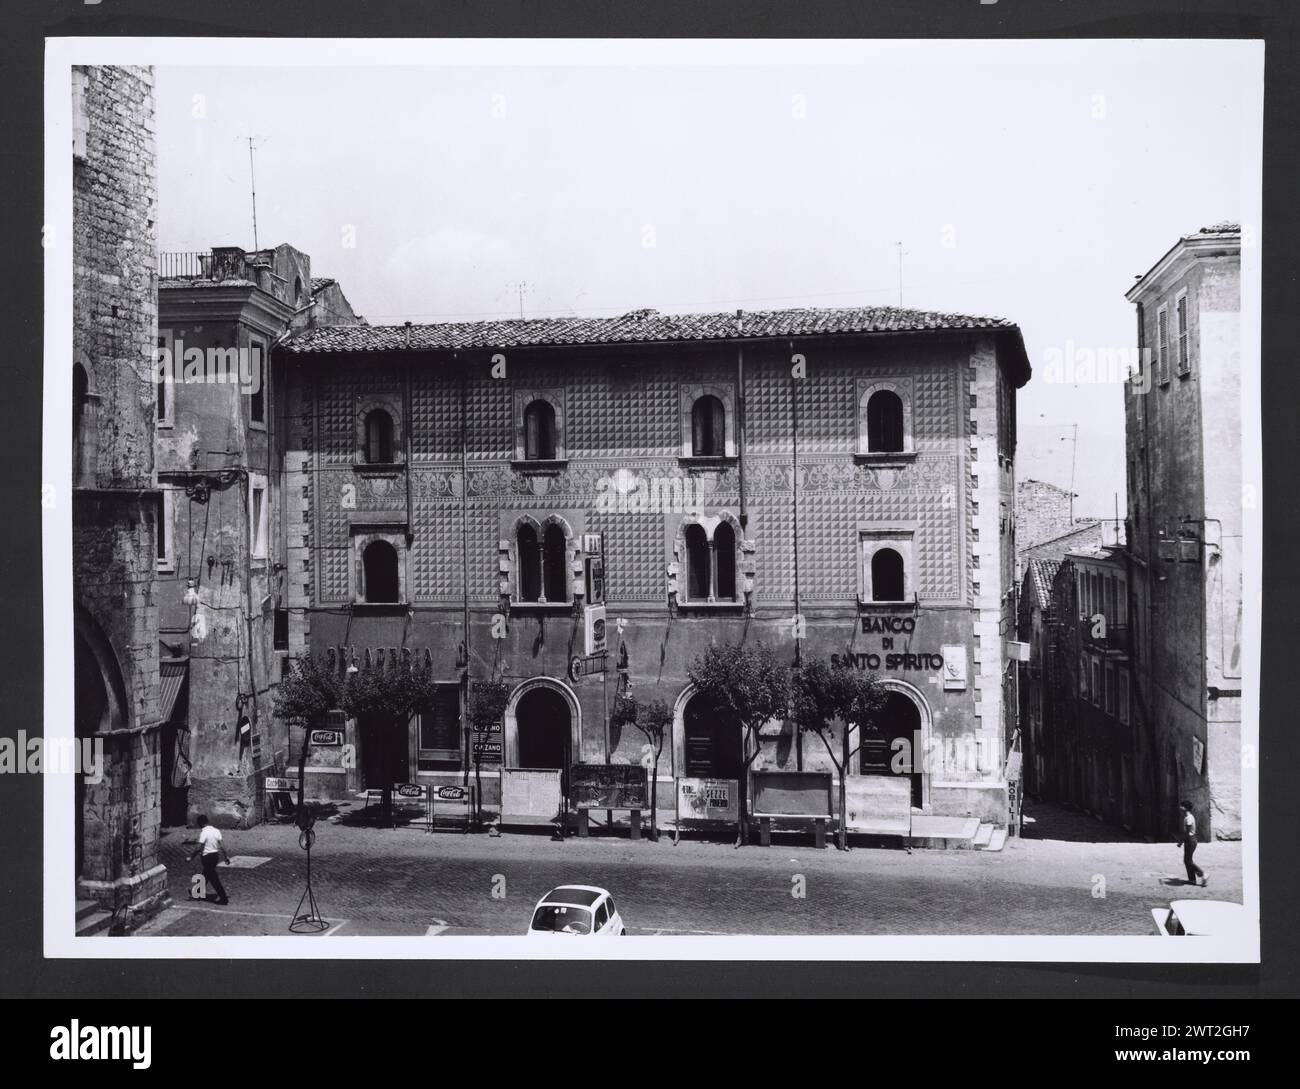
[514, 280, 529, 319]
[245, 136, 262, 251]
[1059, 423, 1079, 522]
[896, 241, 905, 306]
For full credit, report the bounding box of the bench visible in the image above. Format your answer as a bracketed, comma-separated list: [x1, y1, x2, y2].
[754, 814, 830, 849]
[576, 808, 643, 840]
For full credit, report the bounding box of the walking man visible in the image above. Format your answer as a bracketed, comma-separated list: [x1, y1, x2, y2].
[189, 814, 231, 904]
[1178, 800, 1207, 887]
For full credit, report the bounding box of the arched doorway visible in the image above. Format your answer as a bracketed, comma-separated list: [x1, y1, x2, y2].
[73, 608, 128, 879]
[507, 680, 580, 794]
[679, 688, 742, 780]
[858, 685, 926, 808]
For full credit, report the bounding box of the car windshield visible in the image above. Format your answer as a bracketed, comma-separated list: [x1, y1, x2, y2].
[530, 904, 593, 934]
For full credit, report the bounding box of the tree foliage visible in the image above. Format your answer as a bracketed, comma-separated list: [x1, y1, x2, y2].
[273, 654, 343, 725]
[790, 657, 888, 751]
[687, 641, 790, 737]
[467, 678, 510, 734]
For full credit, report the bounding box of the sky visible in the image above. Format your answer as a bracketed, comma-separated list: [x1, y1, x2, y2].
[153, 40, 1262, 516]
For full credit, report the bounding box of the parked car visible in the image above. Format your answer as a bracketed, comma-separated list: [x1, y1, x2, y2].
[527, 885, 626, 937]
[1150, 900, 1247, 936]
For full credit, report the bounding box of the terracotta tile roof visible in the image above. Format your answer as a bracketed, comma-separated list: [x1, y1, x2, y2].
[1026, 558, 1060, 607]
[310, 276, 337, 293]
[282, 304, 1025, 358]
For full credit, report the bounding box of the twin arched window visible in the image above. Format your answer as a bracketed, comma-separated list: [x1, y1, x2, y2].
[683, 520, 738, 603]
[364, 408, 394, 464]
[516, 522, 569, 603]
[362, 539, 400, 603]
[523, 399, 557, 461]
[690, 395, 726, 457]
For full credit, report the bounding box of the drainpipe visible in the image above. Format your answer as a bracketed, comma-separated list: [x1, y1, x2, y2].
[791, 337, 803, 770]
[458, 354, 474, 797]
[736, 310, 747, 532]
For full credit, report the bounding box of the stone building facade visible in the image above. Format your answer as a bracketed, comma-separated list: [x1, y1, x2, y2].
[275, 306, 1030, 829]
[1019, 548, 1140, 828]
[156, 244, 358, 828]
[71, 65, 168, 929]
[1124, 225, 1242, 840]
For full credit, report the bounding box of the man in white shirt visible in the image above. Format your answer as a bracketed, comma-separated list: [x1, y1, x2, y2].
[1178, 800, 1207, 887]
[188, 814, 231, 904]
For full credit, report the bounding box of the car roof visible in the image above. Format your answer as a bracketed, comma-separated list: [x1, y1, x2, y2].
[1168, 900, 1248, 935]
[541, 886, 606, 907]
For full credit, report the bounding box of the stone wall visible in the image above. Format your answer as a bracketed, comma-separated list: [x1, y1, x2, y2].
[72, 65, 168, 929]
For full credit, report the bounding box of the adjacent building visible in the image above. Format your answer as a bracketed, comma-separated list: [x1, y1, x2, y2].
[1124, 224, 1242, 840]
[1019, 225, 1242, 841]
[1019, 547, 1137, 827]
[274, 305, 1031, 828]
[71, 66, 169, 929]
[155, 244, 360, 828]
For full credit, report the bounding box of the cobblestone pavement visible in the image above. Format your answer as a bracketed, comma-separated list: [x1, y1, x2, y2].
[134, 800, 1244, 938]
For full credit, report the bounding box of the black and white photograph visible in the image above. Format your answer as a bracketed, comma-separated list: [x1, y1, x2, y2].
[42, 32, 1263, 972]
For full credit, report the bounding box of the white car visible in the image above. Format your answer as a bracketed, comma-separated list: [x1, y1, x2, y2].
[527, 885, 626, 938]
[1151, 900, 1247, 936]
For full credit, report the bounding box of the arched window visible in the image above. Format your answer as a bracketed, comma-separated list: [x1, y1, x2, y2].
[362, 540, 400, 603]
[542, 524, 568, 603]
[73, 362, 91, 485]
[517, 525, 541, 602]
[714, 521, 737, 600]
[685, 523, 710, 600]
[691, 395, 725, 457]
[364, 409, 394, 464]
[867, 390, 905, 453]
[524, 399, 557, 461]
[294, 276, 305, 305]
[871, 547, 905, 602]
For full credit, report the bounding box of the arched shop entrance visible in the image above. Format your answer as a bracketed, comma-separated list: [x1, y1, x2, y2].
[506, 679, 581, 792]
[858, 683, 929, 808]
[677, 687, 743, 780]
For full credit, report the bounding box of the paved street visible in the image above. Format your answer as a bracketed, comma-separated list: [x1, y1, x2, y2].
[134, 801, 1243, 938]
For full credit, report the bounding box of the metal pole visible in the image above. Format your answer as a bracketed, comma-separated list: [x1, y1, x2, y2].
[248, 137, 259, 251]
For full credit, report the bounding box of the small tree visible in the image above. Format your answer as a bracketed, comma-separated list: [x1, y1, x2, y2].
[467, 678, 509, 823]
[339, 661, 425, 827]
[791, 658, 887, 849]
[687, 642, 790, 846]
[274, 655, 344, 814]
[613, 693, 672, 841]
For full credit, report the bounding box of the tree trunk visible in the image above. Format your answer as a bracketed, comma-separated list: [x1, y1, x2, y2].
[381, 726, 393, 827]
[649, 743, 660, 841]
[839, 721, 850, 850]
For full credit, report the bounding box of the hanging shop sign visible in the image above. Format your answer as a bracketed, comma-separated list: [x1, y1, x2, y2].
[584, 604, 607, 657]
[472, 735, 503, 764]
[570, 763, 648, 810]
[568, 653, 607, 683]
